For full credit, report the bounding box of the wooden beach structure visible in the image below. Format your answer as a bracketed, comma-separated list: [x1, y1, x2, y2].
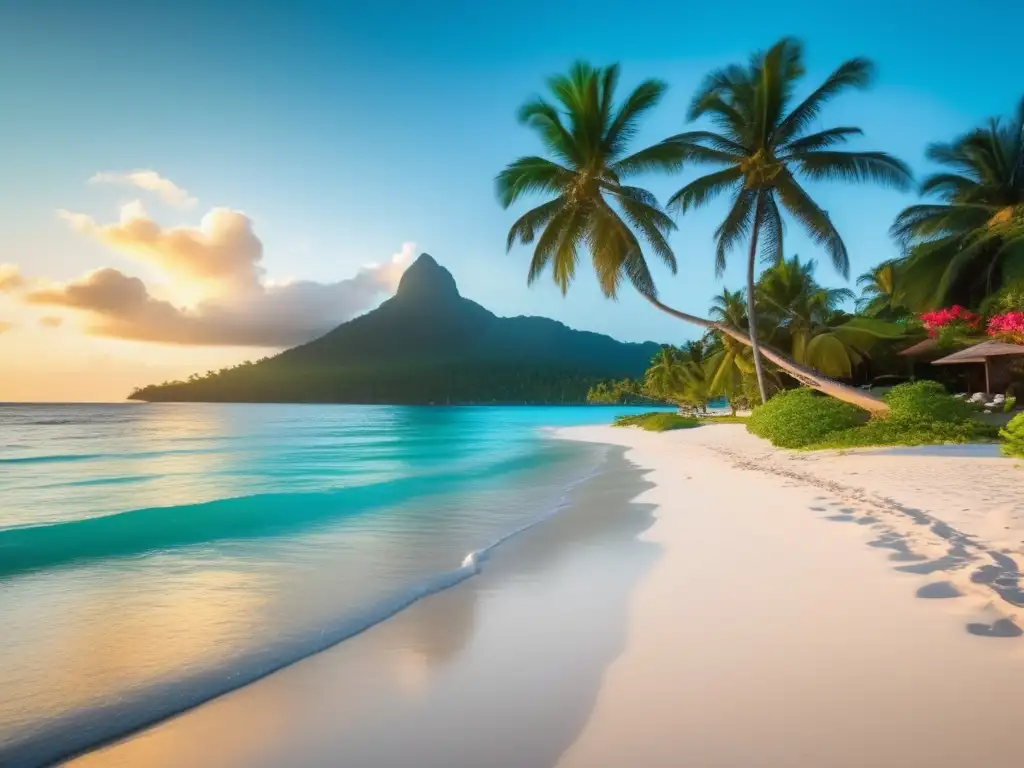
[931, 340, 1024, 394]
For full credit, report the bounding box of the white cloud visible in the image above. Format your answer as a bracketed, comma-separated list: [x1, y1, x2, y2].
[26, 194, 417, 347]
[25, 257, 408, 347]
[58, 203, 264, 297]
[89, 169, 198, 208]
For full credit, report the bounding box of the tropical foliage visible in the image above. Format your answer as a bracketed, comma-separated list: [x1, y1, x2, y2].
[497, 62, 682, 299]
[747, 388, 865, 448]
[1001, 412, 1024, 458]
[757, 255, 905, 378]
[892, 97, 1024, 311]
[856, 261, 909, 320]
[612, 412, 701, 431]
[586, 377, 667, 405]
[661, 37, 912, 399]
[748, 382, 998, 449]
[498, 48, 906, 415]
[498, 49, 1024, 422]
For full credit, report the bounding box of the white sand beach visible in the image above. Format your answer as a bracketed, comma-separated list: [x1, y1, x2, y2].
[558, 425, 1024, 768]
[69, 425, 1024, 767]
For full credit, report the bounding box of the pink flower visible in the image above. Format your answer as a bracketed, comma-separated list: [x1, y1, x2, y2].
[919, 306, 982, 338]
[988, 312, 1024, 343]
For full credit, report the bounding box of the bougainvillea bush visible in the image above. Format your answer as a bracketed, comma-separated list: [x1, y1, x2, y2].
[987, 312, 1024, 344]
[919, 305, 982, 346]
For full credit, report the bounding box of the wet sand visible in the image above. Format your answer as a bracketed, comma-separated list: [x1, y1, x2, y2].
[67, 447, 658, 767]
[69, 425, 1024, 767]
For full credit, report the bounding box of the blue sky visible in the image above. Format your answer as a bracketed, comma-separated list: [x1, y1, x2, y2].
[0, 0, 1019, 399]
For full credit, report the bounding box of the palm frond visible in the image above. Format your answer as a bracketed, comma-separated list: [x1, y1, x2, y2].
[775, 171, 850, 277]
[686, 93, 748, 144]
[919, 172, 981, 201]
[516, 99, 579, 166]
[664, 130, 747, 156]
[713, 188, 757, 276]
[666, 166, 742, 214]
[495, 157, 573, 208]
[550, 204, 591, 294]
[756, 38, 804, 144]
[526, 205, 573, 285]
[617, 195, 678, 272]
[606, 78, 668, 157]
[610, 139, 688, 177]
[773, 57, 873, 146]
[792, 150, 913, 190]
[889, 203, 995, 246]
[782, 126, 863, 153]
[505, 196, 567, 251]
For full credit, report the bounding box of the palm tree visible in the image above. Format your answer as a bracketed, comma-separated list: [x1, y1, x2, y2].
[705, 289, 781, 408]
[663, 38, 912, 401]
[644, 346, 685, 402]
[498, 59, 894, 415]
[676, 339, 713, 411]
[758, 255, 904, 378]
[891, 97, 1024, 311]
[856, 261, 908, 319]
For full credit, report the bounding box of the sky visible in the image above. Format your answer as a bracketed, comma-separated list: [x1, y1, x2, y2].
[0, 0, 1019, 401]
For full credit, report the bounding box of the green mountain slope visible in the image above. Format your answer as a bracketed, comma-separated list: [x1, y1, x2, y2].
[129, 254, 662, 404]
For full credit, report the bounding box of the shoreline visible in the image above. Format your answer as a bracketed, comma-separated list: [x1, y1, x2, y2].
[67, 444, 658, 768]
[68, 422, 1024, 767]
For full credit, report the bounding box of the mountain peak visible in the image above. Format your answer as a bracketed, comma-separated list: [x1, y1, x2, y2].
[395, 253, 460, 301]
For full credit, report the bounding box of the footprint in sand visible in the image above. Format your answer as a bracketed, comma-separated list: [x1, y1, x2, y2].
[916, 581, 961, 599]
[966, 619, 1023, 638]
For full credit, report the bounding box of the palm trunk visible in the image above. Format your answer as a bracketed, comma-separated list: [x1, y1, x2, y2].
[746, 197, 768, 404]
[642, 295, 891, 416]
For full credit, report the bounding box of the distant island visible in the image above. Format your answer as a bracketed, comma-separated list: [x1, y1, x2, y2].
[129, 254, 663, 404]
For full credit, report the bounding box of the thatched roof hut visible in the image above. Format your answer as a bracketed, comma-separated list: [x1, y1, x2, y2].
[932, 340, 1024, 393]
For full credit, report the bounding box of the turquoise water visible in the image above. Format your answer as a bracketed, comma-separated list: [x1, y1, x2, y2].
[0, 403, 660, 766]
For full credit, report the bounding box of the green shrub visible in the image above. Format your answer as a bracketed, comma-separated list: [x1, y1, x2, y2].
[1001, 412, 1024, 458]
[809, 381, 998, 449]
[613, 412, 700, 432]
[746, 389, 865, 448]
[881, 380, 974, 423]
[1004, 396, 1017, 413]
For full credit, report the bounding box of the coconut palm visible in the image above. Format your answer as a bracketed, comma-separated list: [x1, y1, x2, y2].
[498, 59, 894, 414]
[662, 38, 912, 401]
[891, 97, 1024, 310]
[644, 346, 685, 400]
[705, 289, 779, 407]
[676, 339, 714, 411]
[856, 261, 908, 319]
[757, 255, 905, 378]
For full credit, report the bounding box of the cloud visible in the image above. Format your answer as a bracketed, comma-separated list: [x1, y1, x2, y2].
[25, 245, 412, 347]
[39, 316, 64, 328]
[0, 264, 24, 292]
[89, 170, 197, 208]
[0, 322, 12, 335]
[58, 203, 263, 296]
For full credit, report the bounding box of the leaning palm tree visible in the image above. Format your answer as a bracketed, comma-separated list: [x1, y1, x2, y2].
[663, 38, 913, 402]
[497, 60, 894, 415]
[891, 97, 1024, 311]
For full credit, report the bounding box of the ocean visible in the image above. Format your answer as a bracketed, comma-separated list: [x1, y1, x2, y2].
[0, 402, 661, 766]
